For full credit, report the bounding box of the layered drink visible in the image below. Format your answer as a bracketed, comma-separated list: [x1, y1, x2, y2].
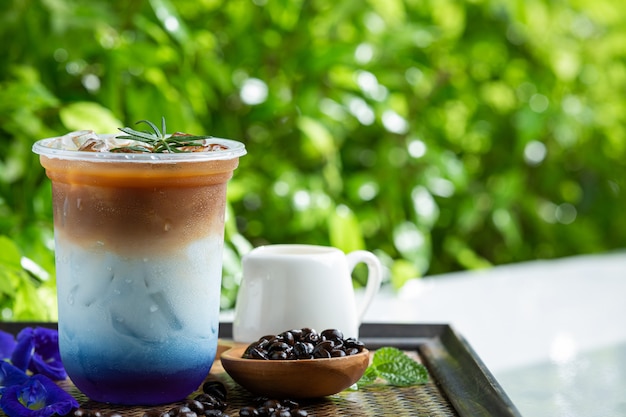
[33, 126, 246, 405]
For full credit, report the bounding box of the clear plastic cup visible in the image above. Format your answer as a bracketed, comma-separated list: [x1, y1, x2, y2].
[33, 133, 245, 405]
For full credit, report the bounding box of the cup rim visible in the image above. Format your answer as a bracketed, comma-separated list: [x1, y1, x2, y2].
[32, 134, 246, 163]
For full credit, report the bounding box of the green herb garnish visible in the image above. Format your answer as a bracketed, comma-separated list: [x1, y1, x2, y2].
[357, 347, 429, 388]
[114, 117, 213, 153]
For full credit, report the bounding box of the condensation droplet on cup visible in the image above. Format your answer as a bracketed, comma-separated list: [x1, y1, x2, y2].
[67, 287, 76, 305]
[164, 220, 172, 232]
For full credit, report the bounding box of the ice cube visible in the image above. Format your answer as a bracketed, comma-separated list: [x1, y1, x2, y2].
[67, 252, 115, 307]
[109, 291, 181, 343]
[149, 291, 183, 331]
[177, 138, 229, 153]
[78, 138, 111, 152]
[47, 130, 99, 150]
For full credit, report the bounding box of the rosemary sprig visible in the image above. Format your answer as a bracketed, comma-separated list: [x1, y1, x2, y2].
[113, 117, 213, 153]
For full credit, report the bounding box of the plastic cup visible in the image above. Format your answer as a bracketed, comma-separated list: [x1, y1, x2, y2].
[33, 134, 245, 405]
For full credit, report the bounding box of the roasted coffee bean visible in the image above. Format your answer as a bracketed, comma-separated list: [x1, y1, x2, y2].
[316, 340, 334, 351]
[330, 339, 343, 350]
[269, 350, 288, 360]
[239, 407, 259, 417]
[168, 405, 194, 417]
[245, 346, 269, 360]
[293, 342, 313, 359]
[321, 328, 343, 341]
[203, 410, 226, 417]
[185, 400, 205, 414]
[259, 335, 278, 345]
[261, 399, 282, 410]
[291, 410, 308, 417]
[270, 410, 291, 417]
[194, 393, 227, 411]
[255, 339, 270, 350]
[313, 347, 331, 358]
[211, 399, 227, 411]
[256, 406, 275, 416]
[300, 327, 314, 336]
[344, 337, 365, 351]
[279, 330, 295, 345]
[268, 341, 290, 352]
[288, 328, 303, 340]
[330, 348, 346, 357]
[194, 393, 211, 403]
[345, 347, 360, 356]
[301, 330, 319, 344]
[202, 381, 227, 400]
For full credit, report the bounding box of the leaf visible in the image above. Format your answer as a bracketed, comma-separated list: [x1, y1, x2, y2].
[374, 355, 429, 386]
[357, 366, 378, 386]
[390, 259, 420, 290]
[297, 116, 336, 160]
[59, 102, 123, 134]
[13, 281, 44, 320]
[149, 0, 191, 47]
[0, 269, 16, 296]
[329, 205, 365, 253]
[0, 235, 23, 270]
[358, 347, 429, 387]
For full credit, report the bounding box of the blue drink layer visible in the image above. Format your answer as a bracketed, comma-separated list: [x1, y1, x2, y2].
[56, 237, 222, 405]
[61, 337, 216, 404]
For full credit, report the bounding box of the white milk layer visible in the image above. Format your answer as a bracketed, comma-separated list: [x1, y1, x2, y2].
[55, 235, 223, 371]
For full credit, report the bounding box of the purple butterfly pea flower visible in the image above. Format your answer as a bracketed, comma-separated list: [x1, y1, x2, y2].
[0, 374, 78, 417]
[0, 362, 30, 395]
[0, 331, 17, 360]
[10, 328, 66, 381]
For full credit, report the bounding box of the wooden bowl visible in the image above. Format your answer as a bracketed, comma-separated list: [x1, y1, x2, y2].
[220, 346, 370, 399]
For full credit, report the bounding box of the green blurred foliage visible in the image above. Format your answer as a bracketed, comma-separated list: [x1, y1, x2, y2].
[1, 0, 625, 320]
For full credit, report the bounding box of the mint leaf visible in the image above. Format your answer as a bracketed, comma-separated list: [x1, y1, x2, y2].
[374, 356, 429, 386]
[357, 346, 429, 388]
[357, 365, 379, 386]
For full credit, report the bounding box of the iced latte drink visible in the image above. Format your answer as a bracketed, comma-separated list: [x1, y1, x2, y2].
[33, 125, 245, 405]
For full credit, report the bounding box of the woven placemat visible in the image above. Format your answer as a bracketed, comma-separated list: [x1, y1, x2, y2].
[1, 351, 459, 417]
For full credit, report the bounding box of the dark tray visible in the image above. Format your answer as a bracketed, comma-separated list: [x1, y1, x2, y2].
[0, 322, 521, 417]
[222, 322, 521, 417]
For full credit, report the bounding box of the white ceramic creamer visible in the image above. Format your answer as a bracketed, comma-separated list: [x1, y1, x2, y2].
[233, 244, 383, 343]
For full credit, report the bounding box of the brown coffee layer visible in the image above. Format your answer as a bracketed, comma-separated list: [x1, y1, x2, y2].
[41, 157, 238, 255]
